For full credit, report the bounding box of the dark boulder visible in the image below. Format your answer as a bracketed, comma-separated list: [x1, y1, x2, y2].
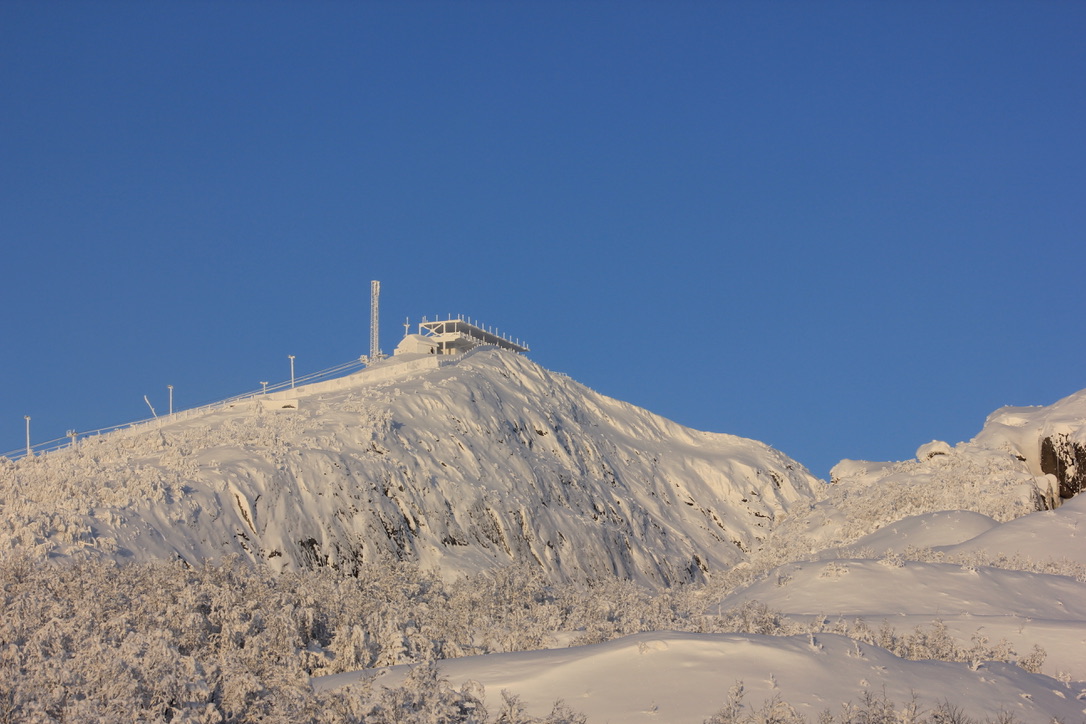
[1039, 433, 1086, 499]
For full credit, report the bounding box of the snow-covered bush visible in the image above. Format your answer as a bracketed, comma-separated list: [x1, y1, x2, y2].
[704, 685, 1031, 724]
[816, 449, 1043, 551]
[1, 549, 1067, 722]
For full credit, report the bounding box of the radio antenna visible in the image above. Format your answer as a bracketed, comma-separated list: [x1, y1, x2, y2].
[370, 280, 382, 360]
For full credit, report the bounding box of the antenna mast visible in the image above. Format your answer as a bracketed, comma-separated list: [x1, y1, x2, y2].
[370, 280, 381, 361]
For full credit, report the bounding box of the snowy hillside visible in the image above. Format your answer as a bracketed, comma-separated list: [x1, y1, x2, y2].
[299, 490, 1086, 724]
[759, 387, 1086, 557]
[0, 347, 819, 585]
[716, 552, 1086, 682]
[5, 350, 1086, 722]
[307, 386, 1086, 723]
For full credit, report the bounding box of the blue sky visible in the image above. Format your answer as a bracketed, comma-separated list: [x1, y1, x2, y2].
[2, 1, 1083, 478]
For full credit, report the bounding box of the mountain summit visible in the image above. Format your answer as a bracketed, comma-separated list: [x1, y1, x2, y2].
[2, 347, 819, 584]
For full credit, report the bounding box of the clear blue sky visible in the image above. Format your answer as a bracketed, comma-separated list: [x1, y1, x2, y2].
[2, 1, 1083, 478]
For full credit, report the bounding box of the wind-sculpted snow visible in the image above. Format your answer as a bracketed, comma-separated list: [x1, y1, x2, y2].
[6, 374, 1086, 721]
[715, 555, 1086, 683]
[973, 389, 1086, 463]
[766, 389, 1086, 558]
[944, 491, 1086, 565]
[713, 462, 1086, 685]
[315, 631, 1085, 724]
[0, 348, 819, 584]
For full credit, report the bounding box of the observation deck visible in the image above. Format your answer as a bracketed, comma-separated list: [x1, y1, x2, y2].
[414, 316, 529, 355]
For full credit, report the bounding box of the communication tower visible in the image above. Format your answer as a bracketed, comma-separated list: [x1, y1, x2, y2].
[370, 280, 382, 361]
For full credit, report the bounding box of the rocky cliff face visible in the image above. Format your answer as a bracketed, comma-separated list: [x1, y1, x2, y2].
[0, 348, 821, 585]
[1040, 433, 1086, 499]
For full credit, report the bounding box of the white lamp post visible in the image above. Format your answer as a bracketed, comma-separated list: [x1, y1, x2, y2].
[167, 385, 174, 415]
[288, 355, 296, 389]
[24, 416, 30, 457]
[260, 381, 268, 395]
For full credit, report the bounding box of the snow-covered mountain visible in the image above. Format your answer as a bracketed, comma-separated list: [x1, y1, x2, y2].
[5, 349, 1086, 722]
[0, 347, 819, 585]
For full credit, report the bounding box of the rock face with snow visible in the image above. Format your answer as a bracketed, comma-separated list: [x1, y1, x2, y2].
[975, 389, 1086, 502]
[776, 389, 1086, 555]
[0, 348, 820, 585]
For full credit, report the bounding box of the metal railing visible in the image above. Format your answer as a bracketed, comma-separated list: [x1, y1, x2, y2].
[3, 355, 370, 462]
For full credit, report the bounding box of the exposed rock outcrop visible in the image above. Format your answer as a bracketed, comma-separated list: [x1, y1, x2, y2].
[1040, 433, 1086, 499]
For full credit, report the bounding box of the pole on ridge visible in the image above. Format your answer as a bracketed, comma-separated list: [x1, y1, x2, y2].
[370, 280, 381, 361]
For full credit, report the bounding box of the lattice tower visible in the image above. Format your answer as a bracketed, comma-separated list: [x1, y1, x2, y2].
[370, 280, 380, 360]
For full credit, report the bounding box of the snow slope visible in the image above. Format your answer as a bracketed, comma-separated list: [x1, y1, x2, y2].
[943, 492, 1086, 565]
[817, 510, 1001, 558]
[764, 388, 1086, 558]
[0, 347, 819, 585]
[315, 631, 1086, 724]
[707, 388, 1086, 684]
[6, 346, 1086, 722]
[311, 465, 1086, 722]
[312, 386, 1086, 723]
[715, 557, 1086, 680]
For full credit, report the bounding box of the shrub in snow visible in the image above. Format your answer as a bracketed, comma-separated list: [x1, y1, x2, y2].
[712, 601, 797, 636]
[1, 549, 1069, 722]
[703, 682, 804, 724]
[1016, 645, 1047, 675]
[704, 686, 1035, 724]
[887, 546, 1086, 583]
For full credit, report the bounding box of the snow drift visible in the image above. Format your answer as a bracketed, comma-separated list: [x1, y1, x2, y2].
[315, 631, 1086, 724]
